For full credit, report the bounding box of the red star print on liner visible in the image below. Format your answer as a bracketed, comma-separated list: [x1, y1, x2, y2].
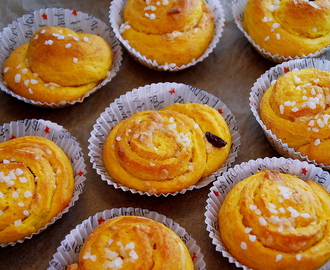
[42, 13, 48, 20]
[169, 88, 176, 94]
[192, 252, 197, 260]
[77, 171, 84, 177]
[284, 67, 290, 73]
[213, 190, 219, 196]
[44, 126, 50, 134]
[98, 217, 105, 225]
[72, 10, 78, 16]
[301, 167, 308, 175]
[9, 135, 16, 140]
[217, 108, 223, 114]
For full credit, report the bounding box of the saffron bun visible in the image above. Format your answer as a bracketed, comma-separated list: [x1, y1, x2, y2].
[260, 68, 330, 166]
[68, 215, 194, 270]
[103, 109, 207, 194]
[161, 102, 231, 177]
[120, 0, 214, 67]
[219, 169, 330, 270]
[0, 136, 74, 244]
[3, 26, 112, 104]
[103, 103, 232, 194]
[243, 0, 330, 58]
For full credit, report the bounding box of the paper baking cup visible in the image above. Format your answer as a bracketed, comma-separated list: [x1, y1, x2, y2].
[109, 0, 225, 71]
[231, 0, 330, 63]
[0, 119, 86, 247]
[0, 8, 122, 108]
[249, 58, 330, 170]
[48, 207, 206, 270]
[88, 82, 241, 196]
[205, 157, 330, 270]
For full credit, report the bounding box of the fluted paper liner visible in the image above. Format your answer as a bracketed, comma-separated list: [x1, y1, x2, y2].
[0, 119, 86, 247]
[88, 82, 241, 196]
[0, 8, 122, 108]
[249, 58, 330, 170]
[48, 207, 206, 270]
[109, 0, 225, 71]
[231, 0, 330, 63]
[205, 157, 330, 270]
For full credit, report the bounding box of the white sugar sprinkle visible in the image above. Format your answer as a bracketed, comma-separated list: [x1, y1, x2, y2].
[65, 43, 72, 48]
[240, 242, 247, 250]
[245, 227, 252, 233]
[44, 40, 54, 45]
[15, 73, 21, 83]
[314, 139, 321, 146]
[83, 37, 89, 42]
[30, 79, 38, 85]
[24, 191, 32, 198]
[296, 254, 302, 261]
[249, 235, 257, 242]
[116, 137, 121, 141]
[4, 67, 9, 73]
[14, 220, 22, 227]
[73, 58, 78, 63]
[276, 254, 283, 262]
[259, 217, 267, 226]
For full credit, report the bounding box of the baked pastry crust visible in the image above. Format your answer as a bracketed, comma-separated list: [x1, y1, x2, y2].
[162, 103, 231, 177]
[260, 68, 330, 166]
[121, 0, 214, 67]
[243, 0, 330, 57]
[0, 136, 74, 243]
[103, 109, 207, 194]
[74, 216, 194, 270]
[3, 26, 112, 103]
[219, 169, 330, 270]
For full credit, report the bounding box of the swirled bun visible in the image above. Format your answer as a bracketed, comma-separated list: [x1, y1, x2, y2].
[162, 103, 231, 177]
[219, 169, 330, 270]
[0, 136, 74, 244]
[103, 109, 207, 194]
[3, 26, 112, 104]
[243, 0, 330, 58]
[69, 216, 194, 270]
[260, 68, 330, 166]
[120, 0, 214, 67]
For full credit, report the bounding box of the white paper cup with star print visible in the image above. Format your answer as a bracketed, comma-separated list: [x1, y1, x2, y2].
[88, 82, 241, 196]
[48, 207, 206, 270]
[205, 157, 330, 270]
[0, 8, 122, 108]
[0, 119, 86, 247]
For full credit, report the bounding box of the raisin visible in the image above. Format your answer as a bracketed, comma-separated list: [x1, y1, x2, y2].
[205, 132, 227, 148]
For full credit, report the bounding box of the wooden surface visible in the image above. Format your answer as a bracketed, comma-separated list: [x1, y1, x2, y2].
[0, 0, 283, 269]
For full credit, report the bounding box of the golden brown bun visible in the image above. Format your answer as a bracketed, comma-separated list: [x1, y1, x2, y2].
[219, 169, 330, 270]
[161, 103, 231, 177]
[103, 109, 207, 194]
[0, 136, 74, 244]
[243, 0, 330, 57]
[77, 216, 194, 270]
[121, 0, 214, 67]
[260, 68, 330, 166]
[3, 26, 112, 103]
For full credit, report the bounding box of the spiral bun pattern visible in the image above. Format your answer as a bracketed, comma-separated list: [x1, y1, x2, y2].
[73, 215, 194, 270]
[3, 26, 112, 104]
[103, 110, 207, 194]
[0, 136, 74, 244]
[219, 169, 330, 270]
[243, 0, 330, 58]
[260, 68, 330, 166]
[120, 0, 214, 67]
